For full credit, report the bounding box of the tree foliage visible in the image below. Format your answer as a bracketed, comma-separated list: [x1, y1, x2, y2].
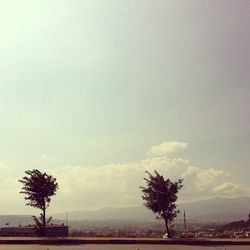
[19, 169, 59, 236]
[141, 170, 183, 237]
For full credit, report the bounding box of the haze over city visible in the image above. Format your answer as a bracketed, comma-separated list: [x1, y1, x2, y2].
[0, 0, 249, 215]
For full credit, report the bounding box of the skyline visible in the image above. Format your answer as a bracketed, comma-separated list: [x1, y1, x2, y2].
[0, 0, 249, 214]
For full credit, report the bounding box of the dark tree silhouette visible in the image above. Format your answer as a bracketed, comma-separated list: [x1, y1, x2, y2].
[19, 169, 59, 236]
[140, 170, 183, 237]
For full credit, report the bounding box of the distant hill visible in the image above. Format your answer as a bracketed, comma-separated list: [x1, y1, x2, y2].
[0, 215, 34, 227]
[177, 196, 250, 223]
[53, 206, 154, 221]
[53, 196, 250, 223]
[221, 213, 250, 230]
[0, 197, 249, 227]
[222, 220, 249, 230]
[0, 215, 63, 227]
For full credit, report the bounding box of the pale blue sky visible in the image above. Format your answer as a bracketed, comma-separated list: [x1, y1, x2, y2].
[0, 0, 249, 213]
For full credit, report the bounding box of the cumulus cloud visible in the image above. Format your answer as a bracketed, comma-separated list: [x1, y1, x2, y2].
[182, 166, 230, 192]
[1, 142, 248, 214]
[0, 164, 36, 214]
[212, 182, 247, 196]
[147, 141, 188, 157]
[48, 143, 248, 211]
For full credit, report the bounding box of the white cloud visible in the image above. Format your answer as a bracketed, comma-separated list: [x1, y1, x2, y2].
[48, 143, 248, 211]
[212, 182, 247, 196]
[182, 166, 230, 192]
[1, 142, 249, 214]
[147, 141, 188, 157]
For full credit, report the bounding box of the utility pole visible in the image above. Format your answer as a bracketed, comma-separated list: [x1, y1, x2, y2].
[184, 209, 187, 233]
[66, 211, 68, 227]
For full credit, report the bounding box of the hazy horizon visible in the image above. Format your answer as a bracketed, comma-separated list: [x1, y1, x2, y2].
[0, 0, 249, 214]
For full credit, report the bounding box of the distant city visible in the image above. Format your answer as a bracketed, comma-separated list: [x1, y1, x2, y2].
[1, 196, 250, 238]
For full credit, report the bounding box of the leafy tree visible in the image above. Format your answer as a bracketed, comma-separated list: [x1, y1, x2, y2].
[19, 169, 59, 236]
[140, 170, 183, 237]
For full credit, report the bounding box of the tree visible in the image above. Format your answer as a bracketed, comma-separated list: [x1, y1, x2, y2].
[19, 169, 59, 236]
[140, 170, 183, 237]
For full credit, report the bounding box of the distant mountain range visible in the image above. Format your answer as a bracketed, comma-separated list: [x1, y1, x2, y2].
[0, 196, 249, 227]
[0, 215, 63, 227]
[53, 196, 250, 223]
[0, 215, 34, 227]
[178, 196, 250, 223]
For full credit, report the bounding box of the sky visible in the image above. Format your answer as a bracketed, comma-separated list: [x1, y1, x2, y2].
[0, 0, 249, 215]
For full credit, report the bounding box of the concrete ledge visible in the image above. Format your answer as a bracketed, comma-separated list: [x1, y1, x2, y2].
[0, 237, 250, 245]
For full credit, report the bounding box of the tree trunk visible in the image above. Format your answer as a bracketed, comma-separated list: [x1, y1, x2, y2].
[164, 217, 170, 238]
[42, 207, 46, 237]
